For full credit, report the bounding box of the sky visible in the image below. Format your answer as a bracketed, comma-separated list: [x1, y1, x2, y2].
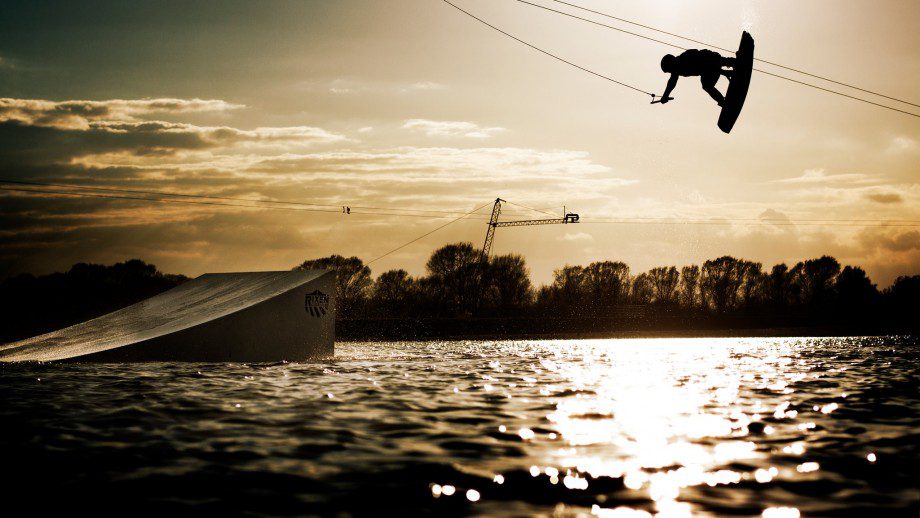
[0, 0, 918, 286]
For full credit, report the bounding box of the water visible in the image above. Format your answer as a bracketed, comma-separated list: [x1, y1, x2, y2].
[2, 337, 917, 516]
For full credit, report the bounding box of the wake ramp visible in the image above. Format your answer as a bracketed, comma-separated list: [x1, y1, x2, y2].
[0, 270, 335, 362]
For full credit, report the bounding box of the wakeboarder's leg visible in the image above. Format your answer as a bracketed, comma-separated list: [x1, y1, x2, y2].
[701, 74, 725, 106]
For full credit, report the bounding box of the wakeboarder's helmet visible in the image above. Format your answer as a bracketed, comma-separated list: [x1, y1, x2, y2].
[660, 54, 676, 73]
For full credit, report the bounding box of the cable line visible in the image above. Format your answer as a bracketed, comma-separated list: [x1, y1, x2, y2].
[0, 185, 496, 220]
[590, 215, 920, 224]
[545, 0, 919, 109]
[366, 202, 493, 265]
[509, 0, 920, 117]
[440, 0, 657, 98]
[503, 199, 556, 216]
[5, 184, 914, 228]
[0, 179, 492, 218]
[582, 218, 920, 228]
[751, 69, 919, 117]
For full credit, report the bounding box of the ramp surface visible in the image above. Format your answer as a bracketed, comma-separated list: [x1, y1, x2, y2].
[0, 270, 334, 362]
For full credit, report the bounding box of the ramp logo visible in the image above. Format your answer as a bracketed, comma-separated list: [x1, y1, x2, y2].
[304, 290, 330, 318]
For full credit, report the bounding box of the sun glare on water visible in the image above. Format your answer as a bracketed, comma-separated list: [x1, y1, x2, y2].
[523, 337, 809, 515]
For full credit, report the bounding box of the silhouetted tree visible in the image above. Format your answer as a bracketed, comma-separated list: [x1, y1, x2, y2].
[738, 260, 764, 308]
[483, 254, 533, 313]
[372, 269, 417, 317]
[295, 255, 371, 316]
[0, 259, 187, 342]
[834, 266, 878, 316]
[582, 261, 631, 310]
[790, 256, 841, 309]
[648, 266, 680, 304]
[425, 242, 480, 315]
[882, 275, 920, 332]
[631, 272, 654, 304]
[764, 264, 792, 309]
[680, 265, 700, 309]
[540, 265, 585, 314]
[700, 256, 744, 313]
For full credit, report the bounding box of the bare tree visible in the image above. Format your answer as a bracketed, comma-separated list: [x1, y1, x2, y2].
[582, 261, 631, 307]
[372, 269, 416, 317]
[789, 256, 841, 307]
[425, 242, 481, 315]
[546, 265, 586, 313]
[648, 266, 680, 304]
[680, 265, 700, 309]
[738, 260, 764, 308]
[765, 264, 791, 308]
[700, 256, 745, 313]
[484, 254, 533, 312]
[631, 272, 654, 304]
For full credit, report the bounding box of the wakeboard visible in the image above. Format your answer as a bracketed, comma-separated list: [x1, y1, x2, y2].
[717, 31, 754, 133]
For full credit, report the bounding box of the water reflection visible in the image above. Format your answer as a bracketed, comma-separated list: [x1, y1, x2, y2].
[525, 339, 807, 514]
[2, 336, 916, 515]
[449, 337, 914, 515]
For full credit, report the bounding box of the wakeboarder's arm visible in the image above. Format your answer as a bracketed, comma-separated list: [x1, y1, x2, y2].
[660, 74, 678, 103]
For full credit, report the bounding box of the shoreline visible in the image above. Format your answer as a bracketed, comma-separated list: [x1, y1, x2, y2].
[337, 321, 911, 342]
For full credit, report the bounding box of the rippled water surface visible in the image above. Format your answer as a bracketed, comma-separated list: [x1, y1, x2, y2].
[3, 337, 918, 516]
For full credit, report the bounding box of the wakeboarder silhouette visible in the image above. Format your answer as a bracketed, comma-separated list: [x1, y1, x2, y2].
[654, 31, 755, 133]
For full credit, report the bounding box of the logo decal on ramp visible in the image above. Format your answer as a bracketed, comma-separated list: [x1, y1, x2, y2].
[304, 290, 330, 318]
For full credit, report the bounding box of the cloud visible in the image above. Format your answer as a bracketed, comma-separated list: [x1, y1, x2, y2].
[0, 96, 643, 282]
[559, 232, 594, 242]
[402, 119, 506, 139]
[888, 231, 920, 251]
[313, 78, 447, 96]
[758, 208, 791, 223]
[774, 168, 872, 185]
[889, 136, 916, 152]
[0, 98, 244, 130]
[864, 191, 903, 204]
[405, 81, 446, 91]
[856, 229, 919, 256]
[758, 208, 794, 230]
[0, 97, 346, 167]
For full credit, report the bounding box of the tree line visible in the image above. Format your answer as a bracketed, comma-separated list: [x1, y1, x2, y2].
[1, 247, 916, 342]
[0, 259, 188, 342]
[296, 242, 918, 330]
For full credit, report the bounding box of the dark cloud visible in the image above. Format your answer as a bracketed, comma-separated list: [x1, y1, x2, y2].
[864, 192, 903, 204]
[0, 120, 212, 166]
[857, 229, 920, 252]
[758, 208, 793, 229]
[0, 98, 242, 129]
[883, 231, 920, 252]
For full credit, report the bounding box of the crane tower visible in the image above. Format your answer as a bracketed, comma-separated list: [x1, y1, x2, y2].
[479, 198, 579, 265]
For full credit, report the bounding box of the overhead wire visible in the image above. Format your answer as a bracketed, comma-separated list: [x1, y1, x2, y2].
[508, 0, 920, 117]
[503, 199, 557, 216]
[0, 179, 495, 218]
[581, 217, 920, 227]
[546, 0, 919, 109]
[439, 0, 657, 97]
[0, 185, 498, 220]
[4, 184, 915, 227]
[365, 202, 494, 265]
